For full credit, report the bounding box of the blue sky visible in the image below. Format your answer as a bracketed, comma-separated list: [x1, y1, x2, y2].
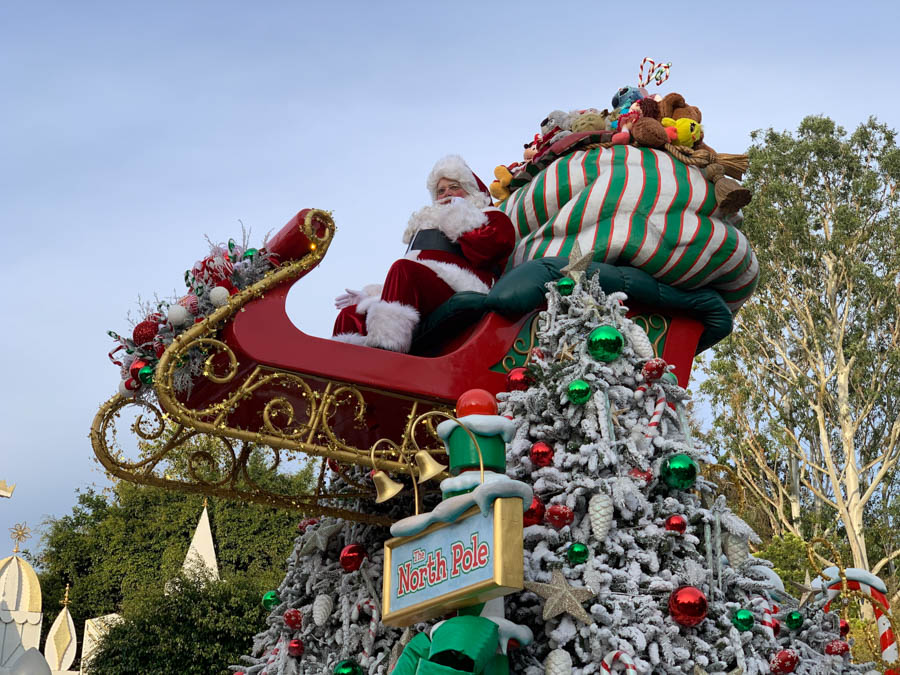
[2, 0, 899, 556]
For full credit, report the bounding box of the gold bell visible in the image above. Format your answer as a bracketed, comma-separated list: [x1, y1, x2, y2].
[414, 451, 447, 484]
[372, 470, 404, 503]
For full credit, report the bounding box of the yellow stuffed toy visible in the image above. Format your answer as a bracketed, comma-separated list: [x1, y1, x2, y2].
[489, 164, 516, 202]
[661, 117, 703, 148]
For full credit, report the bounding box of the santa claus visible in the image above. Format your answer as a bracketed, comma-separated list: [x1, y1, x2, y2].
[333, 155, 515, 352]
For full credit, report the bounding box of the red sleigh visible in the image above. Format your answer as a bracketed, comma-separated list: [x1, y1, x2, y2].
[91, 208, 720, 524]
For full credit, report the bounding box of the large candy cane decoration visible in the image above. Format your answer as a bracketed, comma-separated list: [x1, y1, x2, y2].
[352, 598, 380, 665]
[601, 650, 637, 671]
[818, 567, 897, 673]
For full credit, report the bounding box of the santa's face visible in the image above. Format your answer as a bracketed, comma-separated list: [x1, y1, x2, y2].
[435, 177, 468, 203]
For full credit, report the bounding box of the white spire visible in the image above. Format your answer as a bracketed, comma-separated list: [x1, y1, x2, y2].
[182, 503, 219, 582]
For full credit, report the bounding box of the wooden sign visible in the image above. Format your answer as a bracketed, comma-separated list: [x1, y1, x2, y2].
[382, 497, 524, 627]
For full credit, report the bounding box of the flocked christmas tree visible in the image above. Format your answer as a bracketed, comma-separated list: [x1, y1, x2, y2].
[236, 265, 873, 674]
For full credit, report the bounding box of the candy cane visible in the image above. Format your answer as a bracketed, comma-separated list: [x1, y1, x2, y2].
[645, 385, 667, 436]
[638, 58, 672, 88]
[753, 595, 779, 636]
[601, 650, 636, 671]
[353, 599, 380, 664]
[821, 570, 897, 673]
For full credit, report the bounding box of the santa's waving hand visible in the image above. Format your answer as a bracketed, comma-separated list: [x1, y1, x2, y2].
[333, 155, 515, 353]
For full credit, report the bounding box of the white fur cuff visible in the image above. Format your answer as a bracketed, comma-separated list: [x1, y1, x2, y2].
[365, 301, 420, 353]
[333, 332, 368, 345]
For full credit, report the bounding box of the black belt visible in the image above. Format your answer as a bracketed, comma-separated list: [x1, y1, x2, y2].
[407, 229, 463, 257]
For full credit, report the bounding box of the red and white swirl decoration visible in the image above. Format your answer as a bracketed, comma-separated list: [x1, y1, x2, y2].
[820, 568, 897, 674]
[601, 650, 637, 672]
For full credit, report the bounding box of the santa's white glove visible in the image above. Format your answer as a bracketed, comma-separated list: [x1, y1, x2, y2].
[334, 284, 383, 310]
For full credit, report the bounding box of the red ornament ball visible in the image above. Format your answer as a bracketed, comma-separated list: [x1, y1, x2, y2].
[506, 367, 531, 392]
[340, 543, 367, 572]
[839, 618, 850, 637]
[327, 458, 342, 473]
[629, 467, 653, 484]
[664, 514, 687, 534]
[668, 586, 708, 627]
[129, 358, 150, 382]
[296, 518, 318, 533]
[545, 504, 574, 529]
[283, 608, 303, 630]
[641, 357, 668, 382]
[456, 389, 498, 417]
[133, 320, 159, 347]
[523, 495, 545, 527]
[769, 649, 799, 673]
[824, 639, 850, 656]
[529, 442, 554, 468]
[123, 377, 141, 392]
[287, 638, 304, 657]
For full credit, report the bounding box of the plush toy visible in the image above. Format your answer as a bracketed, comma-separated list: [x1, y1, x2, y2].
[523, 135, 540, 161]
[570, 110, 610, 133]
[662, 117, 703, 148]
[611, 85, 649, 111]
[659, 92, 702, 123]
[489, 163, 521, 202]
[538, 110, 572, 148]
[631, 117, 669, 148]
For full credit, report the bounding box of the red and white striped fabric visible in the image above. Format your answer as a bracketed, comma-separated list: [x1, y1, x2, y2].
[601, 649, 637, 671]
[501, 146, 759, 311]
[822, 573, 897, 673]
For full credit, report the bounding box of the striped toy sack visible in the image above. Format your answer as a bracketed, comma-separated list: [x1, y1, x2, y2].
[501, 145, 759, 311]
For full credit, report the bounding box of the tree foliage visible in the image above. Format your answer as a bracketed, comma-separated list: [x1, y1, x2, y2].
[84, 573, 269, 675]
[35, 440, 315, 670]
[700, 116, 900, 592]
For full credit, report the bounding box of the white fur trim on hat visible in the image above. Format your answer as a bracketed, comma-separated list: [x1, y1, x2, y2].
[427, 155, 488, 206]
[365, 301, 420, 352]
[405, 253, 491, 294]
[403, 198, 488, 245]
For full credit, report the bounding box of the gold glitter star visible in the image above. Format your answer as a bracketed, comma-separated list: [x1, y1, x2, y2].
[610, 407, 624, 428]
[524, 568, 595, 623]
[561, 241, 593, 283]
[556, 341, 576, 362]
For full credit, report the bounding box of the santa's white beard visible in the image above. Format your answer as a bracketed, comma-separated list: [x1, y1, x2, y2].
[402, 196, 488, 245]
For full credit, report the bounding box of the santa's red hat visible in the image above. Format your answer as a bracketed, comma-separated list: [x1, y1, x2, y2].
[427, 155, 491, 207]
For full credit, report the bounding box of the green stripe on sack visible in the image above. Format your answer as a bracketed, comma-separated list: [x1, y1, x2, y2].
[557, 148, 603, 260]
[709, 247, 756, 286]
[533, 158, 573, 259]
[659, 177, 716, 285]
[519, 169, 550, 261]
[621, 148, 659, 263]
[641, 156, 692, 275]
[594, 145, 630, 261]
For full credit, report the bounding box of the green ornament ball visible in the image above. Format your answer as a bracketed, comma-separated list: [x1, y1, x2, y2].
[333, 660, 364, 675]
[242, 247, 259, 259]
[660, 453, 698, 490]
[785, 610, 804, 631]
[261, 590, 280, 610]
[566, 379, 591, 405]
[138, 365, 154, 385]
[557, 277, 575, 296]
[567, 542, 590, 564]
[586, 325, 625, 362]
[731, 608, 755, 631]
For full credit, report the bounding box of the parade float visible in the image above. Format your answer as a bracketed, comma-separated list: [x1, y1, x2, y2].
[90, 62, 896, 673]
